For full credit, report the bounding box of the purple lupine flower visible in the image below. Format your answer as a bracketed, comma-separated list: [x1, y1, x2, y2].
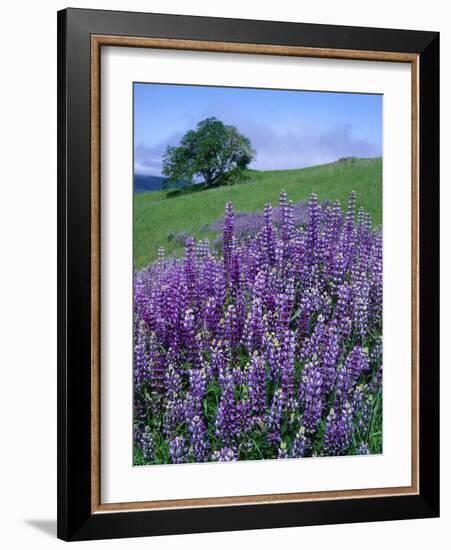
[300, 313, 326, 364]
[296, 291, 313, 338]
[181, 307, 198, 365]
[184, 236, 198, 306]
[134, 320, 149, 389]
[334, 283, 353, 338]
[267, 389, 284, 446]
[330, 251, 346, 291]
[370, 336, 383, 365]
[265, 333, 282, 381]
[148, 332, 165, 396]
[230, 366, 244, 387]
[339, 191, 357, 269]
[368, 342, 383, 393]
[244, 278, 266, 353]
[133, 401, 148, 425]
[301, 363, 324, 434]
[350, 384, 365, 415]
[276, 278, 295, 332]
[202, 296, 219, 335]
[210, 339, 230, 386]
[369, 232, 383, 323]
[224, 304, 241, 349]
[323, 200, 342, 256]
[345, 345, 370, 382]
[223, 201, 234, 284]
[321, 321, 341, 393]
[280, 192, 295, 244]
[188, 414, 209, 462]
[163, 365, 184, 436]
[236, 398, 252, 434]
[352, 274, 371, 340]
[280, 329, 296, 402]
[334, 346, 369, 407]
[229, 247, 243, 299]
[358, 392, 375, 438]
[323, 402, 353, 456]
[291, 426, 308, 458]
[137, 425, 155, 462]
[344, 191, 356, 232]
[215, 371, 239, 444]
[247, 352, 267, 416]
[212, 447, 238, 462]
[185, 368, 207, 419]
[169, 436, 187, 464]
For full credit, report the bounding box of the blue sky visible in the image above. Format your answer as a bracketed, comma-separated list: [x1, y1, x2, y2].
[134, 83, 382, 176]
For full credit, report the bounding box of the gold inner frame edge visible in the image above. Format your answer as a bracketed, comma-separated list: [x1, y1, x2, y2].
[90, 35, 420, 514]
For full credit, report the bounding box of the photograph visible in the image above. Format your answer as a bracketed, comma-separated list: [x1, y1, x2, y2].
[132, 83, 383, 466]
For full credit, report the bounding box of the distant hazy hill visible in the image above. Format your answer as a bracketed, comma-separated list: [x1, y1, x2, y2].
[134, 174, 186, 192]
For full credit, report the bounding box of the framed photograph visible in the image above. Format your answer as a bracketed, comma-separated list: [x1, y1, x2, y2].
[57, 8, 439, 541]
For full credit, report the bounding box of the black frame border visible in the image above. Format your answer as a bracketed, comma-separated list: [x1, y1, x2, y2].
[57, 8, 439, 541]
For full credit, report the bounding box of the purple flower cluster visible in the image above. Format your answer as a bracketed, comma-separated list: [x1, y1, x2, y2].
[134, 191, 383, 464]
[205, 199, 330, 247]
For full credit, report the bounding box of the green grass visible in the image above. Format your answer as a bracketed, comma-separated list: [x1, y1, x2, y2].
[134, 157, 382, 269]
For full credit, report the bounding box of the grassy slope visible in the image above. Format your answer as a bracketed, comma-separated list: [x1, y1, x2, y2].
[134, 157, 382, 269]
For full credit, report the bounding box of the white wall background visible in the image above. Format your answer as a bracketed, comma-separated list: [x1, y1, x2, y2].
[0, 0, 448, 547]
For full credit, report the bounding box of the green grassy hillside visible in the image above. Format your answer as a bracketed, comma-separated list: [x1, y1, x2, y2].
[134, 157, 382, 269]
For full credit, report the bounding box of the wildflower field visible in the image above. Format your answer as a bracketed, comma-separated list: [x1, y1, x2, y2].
[133, 189, 383, 465]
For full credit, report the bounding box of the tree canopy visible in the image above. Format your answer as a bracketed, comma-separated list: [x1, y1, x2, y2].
[162, 117, 256, 188]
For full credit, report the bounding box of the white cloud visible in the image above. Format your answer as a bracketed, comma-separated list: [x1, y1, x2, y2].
[134, 120, 380, 176]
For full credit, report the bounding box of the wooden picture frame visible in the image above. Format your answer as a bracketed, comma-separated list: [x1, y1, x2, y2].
[57, 7, 439, 541]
